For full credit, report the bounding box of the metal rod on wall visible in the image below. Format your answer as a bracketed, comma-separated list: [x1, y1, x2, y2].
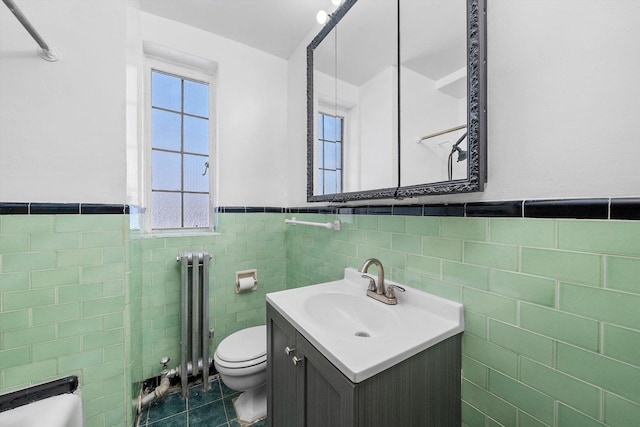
[419, 124, 467, 142]
[2, 0, 59, 61]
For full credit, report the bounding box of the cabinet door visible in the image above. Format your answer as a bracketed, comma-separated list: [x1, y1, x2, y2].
[267, 305, 298, 427]
[297, 333, 356, 427]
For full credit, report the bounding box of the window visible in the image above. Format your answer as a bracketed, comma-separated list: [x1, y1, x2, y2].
[316, 112, 343, 195]
[150, 69, 211, 230]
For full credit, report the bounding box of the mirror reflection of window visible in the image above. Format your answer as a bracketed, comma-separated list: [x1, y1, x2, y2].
[316, 112, 344, 195]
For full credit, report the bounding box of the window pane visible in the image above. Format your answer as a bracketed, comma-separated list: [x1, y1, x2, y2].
[317, 170, 324, 194]
[152, 71, 181, 111]
[150, 69, 212, 230]
[152, 109, 181, 151]
[151, 192, 181, 229]
[184, 116, 208, 154]
[336, 142, 342, 168]
[184, 193, 210, 228]
[152, 151, 181, 191]
[184, 80, 209, 117]
[337, 170, 342, 193]
[324, 141, 337, 170]
[335, 117, 343, 141]
[183, 154, 209, 192]
[323, 115, 337, 141]
[324, 170, 337, 194]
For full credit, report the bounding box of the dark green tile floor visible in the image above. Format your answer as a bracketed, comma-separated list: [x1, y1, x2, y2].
[138, 375, 267, 427]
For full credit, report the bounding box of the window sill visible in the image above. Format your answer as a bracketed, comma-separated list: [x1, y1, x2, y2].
[144, 229, 220, 239]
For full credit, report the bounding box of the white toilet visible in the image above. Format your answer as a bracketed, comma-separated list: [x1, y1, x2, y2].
[213, 325, 267, 425]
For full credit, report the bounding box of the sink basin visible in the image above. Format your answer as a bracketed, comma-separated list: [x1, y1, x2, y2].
[266, 268, 464, 383]
[304, 292, 401, 338]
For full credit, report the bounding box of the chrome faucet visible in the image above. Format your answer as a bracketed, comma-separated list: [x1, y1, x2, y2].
[358, 258, 405, 305]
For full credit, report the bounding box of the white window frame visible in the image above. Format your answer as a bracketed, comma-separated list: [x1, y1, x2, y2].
[143, 45, 217, 234]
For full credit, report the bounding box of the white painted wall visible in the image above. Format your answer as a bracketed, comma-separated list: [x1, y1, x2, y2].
[0, 0, 129, 203]
[0, 1, 289, 207]
[400, 66, 466, 186]
[286, 32, 311, 205]
[358, 66, 397, 191]
[2, 0, 639, 206]
[477, 0, 640, 202]
[140, 13, 289, 207]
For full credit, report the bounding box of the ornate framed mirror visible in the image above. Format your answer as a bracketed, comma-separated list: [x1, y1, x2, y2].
[307, 0, 486, 202]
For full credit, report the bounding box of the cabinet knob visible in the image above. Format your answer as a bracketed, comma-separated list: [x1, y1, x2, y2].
[292, 356, 304, 366]
[285, 346, 296, 355]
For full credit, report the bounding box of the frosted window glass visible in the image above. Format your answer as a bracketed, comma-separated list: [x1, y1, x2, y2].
[184, 116, 208, 154]
[152, 151, 181, 191]
[183, 154, 209, 192]
[152, 109, 181, 151]
[151, 192, 181, 229]
[184, 193, 210, 228]
[184, 80, 209, 117]
[152, 72, 181, 111]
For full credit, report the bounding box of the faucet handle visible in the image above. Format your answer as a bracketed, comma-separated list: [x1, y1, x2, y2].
[361, 274, 377, 292]
[385, 285, 405, 299]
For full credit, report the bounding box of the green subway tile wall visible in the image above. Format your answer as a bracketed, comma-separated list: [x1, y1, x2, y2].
[2, 211, 640, 427]
[0, 214, 131, 427]
[285, 214, 640, 427]
[139, 213, 286, 379]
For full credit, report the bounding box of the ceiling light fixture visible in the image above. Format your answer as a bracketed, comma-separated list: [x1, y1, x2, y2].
[317, 0, 344, 24]
[316, 10, 329, 24]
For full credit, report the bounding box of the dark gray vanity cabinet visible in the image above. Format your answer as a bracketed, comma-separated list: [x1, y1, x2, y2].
[266, 303, 462, 427]
[267, 303, 355, 427]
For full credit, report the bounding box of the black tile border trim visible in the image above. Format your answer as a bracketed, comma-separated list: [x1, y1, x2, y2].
[523, 199, 608, 219]
[611, 198, 640, 220]
[0, 203, 129, 215]
[283, 198, 640, 220]
[0, 376, 78, 413]
[1, 199, 639, 220]
[0, 203, 28, 215]
[30, 203, 80, 215]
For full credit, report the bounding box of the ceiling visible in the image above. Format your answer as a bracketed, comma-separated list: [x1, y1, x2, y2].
[139, 0, 467, 97]
[139, 0, 337, 60]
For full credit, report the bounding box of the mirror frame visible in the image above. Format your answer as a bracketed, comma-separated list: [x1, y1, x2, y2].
[307, 0, 486, 202]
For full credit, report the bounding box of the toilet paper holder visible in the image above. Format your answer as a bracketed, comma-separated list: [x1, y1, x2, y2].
[235, 269, 258, 293]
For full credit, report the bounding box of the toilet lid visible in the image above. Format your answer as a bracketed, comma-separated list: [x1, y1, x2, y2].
[216, 325, 266, 363]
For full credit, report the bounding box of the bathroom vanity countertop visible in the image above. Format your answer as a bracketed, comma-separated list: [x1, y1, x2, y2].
[266, 268, 464, 383]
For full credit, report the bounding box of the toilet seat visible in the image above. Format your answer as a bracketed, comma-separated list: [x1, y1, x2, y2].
[214, 354, 266, 370]
[214, 325, 266, 370]
[213, 325, 268, 424]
